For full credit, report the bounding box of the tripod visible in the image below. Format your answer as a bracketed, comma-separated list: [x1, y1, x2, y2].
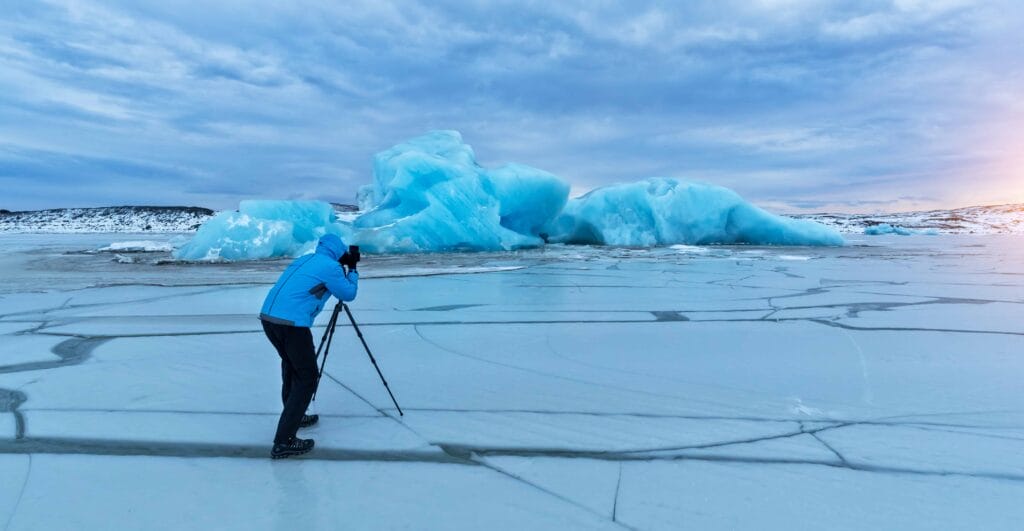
[312, 301, 404, 416]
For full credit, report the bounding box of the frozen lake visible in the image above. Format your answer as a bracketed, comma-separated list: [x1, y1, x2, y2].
[1, 233, 1022, 529]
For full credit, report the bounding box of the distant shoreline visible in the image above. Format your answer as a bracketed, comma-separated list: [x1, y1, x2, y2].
[2, 203, 1021, 235]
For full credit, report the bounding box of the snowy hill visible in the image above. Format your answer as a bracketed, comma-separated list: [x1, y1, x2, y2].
[0, 206, 214, 233]
[0, 204, 362, 234]
[795, 203, 1024, 235]
[3, 202, 1022, 236]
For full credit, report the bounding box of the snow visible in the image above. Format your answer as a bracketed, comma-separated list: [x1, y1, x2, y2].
[0, 206, 212, 233]
[551, 178, 844, 247]
[799, 203, 1024, 235]
[2, 233, 1024, 529]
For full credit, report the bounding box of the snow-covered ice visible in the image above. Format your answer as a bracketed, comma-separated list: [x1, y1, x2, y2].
[1, 232, 1023, 529]
[98, 240, 176, 253]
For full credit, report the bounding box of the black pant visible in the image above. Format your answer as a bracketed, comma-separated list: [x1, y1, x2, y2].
[262, 320, 318, 444]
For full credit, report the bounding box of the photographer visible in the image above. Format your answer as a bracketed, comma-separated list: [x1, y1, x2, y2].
[259, 234, 359, 459]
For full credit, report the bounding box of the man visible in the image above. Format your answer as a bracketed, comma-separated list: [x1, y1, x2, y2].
[259, 234, 359, 459]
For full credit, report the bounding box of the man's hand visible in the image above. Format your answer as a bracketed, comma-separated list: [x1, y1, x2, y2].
[340, 250, 360, 271]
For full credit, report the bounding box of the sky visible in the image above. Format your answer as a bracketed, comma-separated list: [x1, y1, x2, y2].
[1, 0, 1022, 213]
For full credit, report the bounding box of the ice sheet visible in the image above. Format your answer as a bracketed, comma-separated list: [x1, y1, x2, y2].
[0, 336, 64, 368]
[0, 414, 15, 439]
[1, 233, 1023, 528]
[5, 455, 619, 530]
[23, 411, 436, 458]
[0, 323, 40, 335]
[13, 335, 378, 416]
[0, 455, 30, 526]
[818, 423, 1024, 476]
[484, 457, 623, 519]
[614, 460, 1024, 530]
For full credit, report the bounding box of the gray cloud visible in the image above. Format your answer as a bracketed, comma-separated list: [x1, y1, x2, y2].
[1, 0, 1021, 212]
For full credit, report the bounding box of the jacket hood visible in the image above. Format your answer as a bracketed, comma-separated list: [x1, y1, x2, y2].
[315, 234, 347, 261]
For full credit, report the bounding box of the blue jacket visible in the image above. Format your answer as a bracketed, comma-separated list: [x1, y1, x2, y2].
[260, 234, 358, 327]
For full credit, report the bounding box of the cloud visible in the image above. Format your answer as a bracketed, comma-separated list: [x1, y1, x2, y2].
[0, 0, 1021, 212]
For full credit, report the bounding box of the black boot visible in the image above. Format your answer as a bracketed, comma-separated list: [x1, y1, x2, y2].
[271, 437, 315, 459]
[299, 414, 319, 428]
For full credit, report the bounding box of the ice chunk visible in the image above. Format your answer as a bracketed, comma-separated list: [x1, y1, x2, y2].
[173, 200, 349, 261]
[863, 223, 937, 236]
[98, 241, 174, 253]
[174, 132, 568, 259]
[351, 131, 569, 253]
[864, 223, 912, 236]
[670, 244, 711, 254]
[549, 178, 844, 246]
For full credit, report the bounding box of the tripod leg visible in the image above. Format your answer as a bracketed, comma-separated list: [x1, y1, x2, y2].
[312, 302, 342, 402]
[314, 308, 334, 361]
[342, 303, 404, 416]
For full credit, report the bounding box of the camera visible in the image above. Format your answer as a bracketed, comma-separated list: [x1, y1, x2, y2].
[340, 245, 360, 269]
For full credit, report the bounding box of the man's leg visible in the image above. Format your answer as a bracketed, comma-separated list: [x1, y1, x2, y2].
[262, 321, 294, 406]
[273, 325, 318, 444]
[280, 358, 294, 406]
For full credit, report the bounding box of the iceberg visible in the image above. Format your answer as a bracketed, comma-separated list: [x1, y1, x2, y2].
[351, 130, 569, 253]
[864, 223, 912, 236]
[864, 223, 937, 236]
[173, 200, 349, 261]
[175, 131, 843, 261]
[549, 178, 844, 247]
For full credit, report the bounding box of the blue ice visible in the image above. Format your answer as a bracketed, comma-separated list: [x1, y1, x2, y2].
[865, 224, 912, 236]
[351, 130, 568, 253]
[176, 131, 844, 260]
[173, 200, 349, 261]
[549, 178, 845, 246]
[864, 224, 936, 236]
